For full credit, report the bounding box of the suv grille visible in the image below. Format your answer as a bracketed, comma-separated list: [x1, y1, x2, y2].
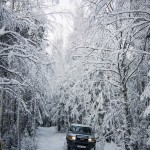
[76, 135, 88, 142]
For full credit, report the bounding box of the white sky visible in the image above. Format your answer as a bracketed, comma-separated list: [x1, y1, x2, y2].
[45, 0, 82, 54]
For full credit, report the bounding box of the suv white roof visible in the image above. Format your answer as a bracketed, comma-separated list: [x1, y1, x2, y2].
[71, 123, 91, 128]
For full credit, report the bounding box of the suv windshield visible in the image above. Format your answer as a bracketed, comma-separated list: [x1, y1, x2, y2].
[69, 125, 92, 134]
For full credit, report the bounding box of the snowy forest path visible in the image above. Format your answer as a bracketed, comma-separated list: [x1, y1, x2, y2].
[36, 127, 119, 150]
[36, 127, 66, 150]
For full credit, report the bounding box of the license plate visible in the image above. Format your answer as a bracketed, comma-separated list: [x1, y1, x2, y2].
[77, 145, 86, 148]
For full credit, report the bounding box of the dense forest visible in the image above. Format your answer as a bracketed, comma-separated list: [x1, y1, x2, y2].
[0, 0, 55, 149]
[0, 0, 150, 150]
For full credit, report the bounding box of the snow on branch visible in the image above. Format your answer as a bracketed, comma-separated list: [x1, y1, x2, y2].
[0, 78, 21, 85]
[144, 105, 150, 117]
[110, 10, 150, 16]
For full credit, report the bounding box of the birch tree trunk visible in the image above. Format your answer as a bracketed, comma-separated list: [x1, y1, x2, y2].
[11, 0, 15, 11]
[121, 84, 131, 150]
[17, 97, 20, 150]
[0, 90, 3, 150]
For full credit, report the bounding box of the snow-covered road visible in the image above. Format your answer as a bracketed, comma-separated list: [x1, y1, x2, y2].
[36, 127, 66, 150]
[36, 127, 119, 150]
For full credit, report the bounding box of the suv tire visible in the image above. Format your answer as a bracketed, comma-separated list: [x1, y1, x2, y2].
[67, 146, 70, 150]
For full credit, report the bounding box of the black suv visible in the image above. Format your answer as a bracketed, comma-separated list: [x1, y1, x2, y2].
[66, 124, 96, 150]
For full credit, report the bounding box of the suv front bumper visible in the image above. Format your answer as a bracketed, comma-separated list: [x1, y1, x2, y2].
[67, 139, 96, 149]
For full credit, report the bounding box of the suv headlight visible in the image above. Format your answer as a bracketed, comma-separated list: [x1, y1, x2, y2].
[88, 138, 96, 142]
[67, 135, 76, 140]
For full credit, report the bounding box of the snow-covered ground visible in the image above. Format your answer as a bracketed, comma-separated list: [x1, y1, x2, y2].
[104, 142, 119, 150]
[36, 127, 118, 150]
[36, 127, 66, 150]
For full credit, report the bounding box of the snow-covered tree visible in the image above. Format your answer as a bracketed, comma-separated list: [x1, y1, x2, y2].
[0, 1, 57, 149]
